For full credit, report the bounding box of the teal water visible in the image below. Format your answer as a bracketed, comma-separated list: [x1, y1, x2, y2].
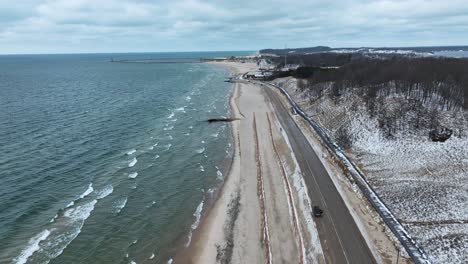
[0, 51, 250, 264]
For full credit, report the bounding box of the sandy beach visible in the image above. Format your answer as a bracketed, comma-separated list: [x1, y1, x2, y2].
[173, 61, 404, 264]
[173, 61, 326, 264]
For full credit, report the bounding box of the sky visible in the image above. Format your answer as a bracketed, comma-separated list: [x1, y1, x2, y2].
[0, 0, 467, 54]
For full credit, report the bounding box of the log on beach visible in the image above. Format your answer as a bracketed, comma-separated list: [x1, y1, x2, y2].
[206, 118, 240, 123]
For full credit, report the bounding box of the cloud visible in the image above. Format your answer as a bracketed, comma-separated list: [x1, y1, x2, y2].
[0, 0, 467, 54]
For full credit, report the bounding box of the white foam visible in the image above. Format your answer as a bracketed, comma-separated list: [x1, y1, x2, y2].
[66, 201, 75, 208]
[132, 239, 138, 244]
[199, 165, 205, 172]
[50, 214, 58, 223]
[46, 200, 97, 259]
[163, 126, 174, 131]
[128, 172, 138, 179]
[195, 147, 205, 154]
[79, 183, 94, 199]
[163, 144, 172, 151]
[175, 107, 185, 113]
[150, 253, 155, 259]
[167, 112, 175, 119]
[128, 158, 137, 167]
[126, 149, 137, 155]
[14, 229, 51, 264]
[97, 184, 114, 199]
[210, 133, 218, 138]
[130, 261, 136, 264]
[169, 118, 178, 122]
[185, 95, 191, 101]
[201, 140, 205, 144]
[216, 170, 223, 180]
[154, 155, 160, 159]
[168, 135, 173, 140]
[114, 197, 128, 214]
[148, 146, 154, 150]
[185, 200, 204, 247]
[167, 259, 173, 264]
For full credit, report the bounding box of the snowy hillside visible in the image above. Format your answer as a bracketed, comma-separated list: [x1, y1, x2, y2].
[274, 77, 468, 264]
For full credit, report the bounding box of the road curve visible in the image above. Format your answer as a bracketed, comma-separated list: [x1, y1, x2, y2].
[264, 87, 376, 264]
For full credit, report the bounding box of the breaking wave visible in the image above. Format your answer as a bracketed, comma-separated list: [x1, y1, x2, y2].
[114, 197, 128, 214]
[126, 149, 136, 155]
[128, 158, 137, 167]
[13, 229, 51, 264]
[185, 200, 204, 247]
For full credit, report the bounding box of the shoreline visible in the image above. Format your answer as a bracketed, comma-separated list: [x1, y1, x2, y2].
[171, 62, 247, 263]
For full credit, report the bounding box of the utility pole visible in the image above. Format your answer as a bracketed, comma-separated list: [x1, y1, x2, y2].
[284, 44, 287, 67]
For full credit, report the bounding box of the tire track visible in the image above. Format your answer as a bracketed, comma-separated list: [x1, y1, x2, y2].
[267, 112, 305, 264]
[253, 113, 272, 264]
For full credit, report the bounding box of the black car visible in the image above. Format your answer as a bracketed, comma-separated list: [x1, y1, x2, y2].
[313, 206, 323, 217]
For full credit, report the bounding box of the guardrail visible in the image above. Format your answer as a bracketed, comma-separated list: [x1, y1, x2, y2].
[264, 81, 431, 264]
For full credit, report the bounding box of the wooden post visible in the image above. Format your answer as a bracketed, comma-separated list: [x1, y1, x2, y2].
[396, 247, 400, 264]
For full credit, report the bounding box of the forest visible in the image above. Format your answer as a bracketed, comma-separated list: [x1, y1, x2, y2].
[284, 57, 468, 144]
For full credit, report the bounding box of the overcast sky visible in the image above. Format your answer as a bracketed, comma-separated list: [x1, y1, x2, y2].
[0, 0, 467, 54]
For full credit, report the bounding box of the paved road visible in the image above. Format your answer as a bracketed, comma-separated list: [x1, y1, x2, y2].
[264, 87, 376, 264]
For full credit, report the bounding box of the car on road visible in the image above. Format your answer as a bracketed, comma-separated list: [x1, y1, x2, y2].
[313, 206, 323, 217]
[291, 107, 297, 115]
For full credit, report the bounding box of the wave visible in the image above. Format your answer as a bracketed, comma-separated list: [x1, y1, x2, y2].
[13, 229, 51, 264]
[154, 155, 160, 159]
[195, 147, 205, 154]
[128, 158, 137, 167]
[163, 144, 172, 151]
[175, 106, 185, 113]
[216, 170, 223, 180]
[163, 126, 174, 131]
[50, 214, 58, 223]
[97, 184, 114, 199]
[150, 253, 155, 259]
[126, 149, 137, 155]
[199, 165, 205, 172]
[169, 118, 178, 122]
[211, 133, 218, 138]
[167, 112, 175, 119]
[128, 172, 138, 179]
[30, 200, 97, 263]
[79, 183, 94, 199]
[114, 197, 127, 214]
[185, 200, 204, 247]
[185, 95, 191, 101]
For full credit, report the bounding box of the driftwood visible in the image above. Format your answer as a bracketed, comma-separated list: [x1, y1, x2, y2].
[207, 118, 240, 123]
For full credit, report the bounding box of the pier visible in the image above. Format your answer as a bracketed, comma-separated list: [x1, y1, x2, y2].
[110, 57, 228, 64]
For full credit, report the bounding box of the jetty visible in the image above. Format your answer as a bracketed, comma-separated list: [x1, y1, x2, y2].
[110, 57, 228, 64]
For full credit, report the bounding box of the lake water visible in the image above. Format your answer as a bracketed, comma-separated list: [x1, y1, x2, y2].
[0, 51, 250, 263]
